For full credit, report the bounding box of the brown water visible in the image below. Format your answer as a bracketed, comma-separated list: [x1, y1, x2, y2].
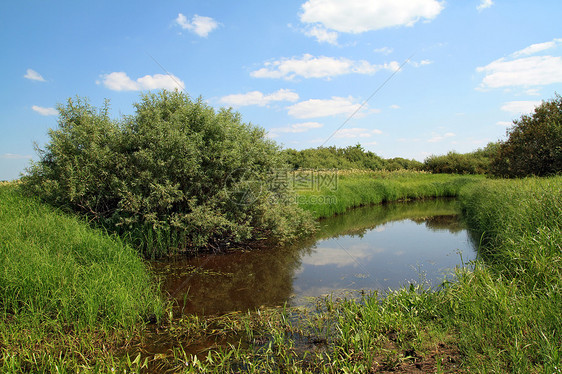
[151, 199, 476, 315]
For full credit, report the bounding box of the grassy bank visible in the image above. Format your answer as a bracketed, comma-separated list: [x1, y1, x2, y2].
[445, 176, 562, 371]
[0, 183, 164, 371]
[136, 176, 561, 373]
[296, 170, 482, 218]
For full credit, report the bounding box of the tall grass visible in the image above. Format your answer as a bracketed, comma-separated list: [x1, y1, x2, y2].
[0, 183, 164, 371]
[297, 170, 482, 218]
[0, 183, 163, 327]
[442, 176, 562, 372]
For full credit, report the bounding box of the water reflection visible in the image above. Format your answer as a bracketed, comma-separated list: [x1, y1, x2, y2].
[151, 199, 476, 315]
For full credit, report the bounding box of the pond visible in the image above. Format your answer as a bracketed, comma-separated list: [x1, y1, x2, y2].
[151, 198, 477, 315]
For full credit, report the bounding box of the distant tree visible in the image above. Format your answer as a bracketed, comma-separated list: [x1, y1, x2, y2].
[385, 157, 423, 171]
[283, 144, 411, 171]
[423, 143, 498, 174]
[491, 94, 562, 177]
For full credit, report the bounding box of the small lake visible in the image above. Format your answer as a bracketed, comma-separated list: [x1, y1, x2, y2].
[151, 199, 477, 315]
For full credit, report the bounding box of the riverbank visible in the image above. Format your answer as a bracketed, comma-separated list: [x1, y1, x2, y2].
[296, 170, 483, 218]
[150, 175, 561, 373]
[156, 175, 560, 373]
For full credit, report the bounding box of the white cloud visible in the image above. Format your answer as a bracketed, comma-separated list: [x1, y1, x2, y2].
[477, 39, 562, 89]
[271, 122, 324, 134]
[24, 69, 46, 82]
[303, 25, 339, 45]
[390, 104, 400, 109]
[511, 38, 562, 57]
[374, 47, 393, 55]
[409, 59, 432, 67]
[1, 153, 32, 160]
[32, 105, 57, 116]
[427, 132, 455, 143]
[500, 100, 541, 115]
[99, 72, 185, 91]
[251, 54, 400, 80]
[175, 13, 219, 37]
[477, 0, 493, 12]
[287, 96, 364, 118]
[334, 128, 382, 139]
[137, 74, 185, 90]
[496, 121, 513, 127]
[299, 0, 444, 33]
[525, 88, 541, 96]
[478, 56, 562, 89]
[220, 89, 299, 107]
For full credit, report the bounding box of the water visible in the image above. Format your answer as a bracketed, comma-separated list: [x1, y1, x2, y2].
[151, 198, 477, 315]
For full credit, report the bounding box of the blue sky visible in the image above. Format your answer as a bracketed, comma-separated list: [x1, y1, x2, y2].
[2, 0, 562, 180]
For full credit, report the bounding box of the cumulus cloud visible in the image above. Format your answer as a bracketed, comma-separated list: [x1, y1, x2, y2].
[299, 0, 444, 33]
[270, 122, 324, 134]
[500, 100, 541, 115]
[287, 96, 365, 118]
[251, 54, 400, 80]
[24, 68, 46, 82]
[220, 89, 299, 107]
[32, 105, 57, 116]
[477, 38, 562, 89]
[99, 72, 185, 91]
[303, 25, 339, 45]
[511, 38, 562, 57]
[175, 13, 219, 37]
[477, 0, 493, 12]
[333, 128, 382, 139]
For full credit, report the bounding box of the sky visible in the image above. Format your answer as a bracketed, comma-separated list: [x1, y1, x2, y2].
[2, 0, 562, 180]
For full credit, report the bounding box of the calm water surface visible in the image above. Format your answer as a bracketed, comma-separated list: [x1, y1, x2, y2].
[151, 199, 477, 315]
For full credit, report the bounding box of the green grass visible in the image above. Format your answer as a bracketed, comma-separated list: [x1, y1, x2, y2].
[441, 176, 562, 372]
[146, 175, 562, 373]
[296, 170, 483, 218]
[0, 183, 164, 371]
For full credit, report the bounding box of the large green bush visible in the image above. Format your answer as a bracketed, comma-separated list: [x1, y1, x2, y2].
[491, 94, 562, 177]
[22, 90, 315, 256]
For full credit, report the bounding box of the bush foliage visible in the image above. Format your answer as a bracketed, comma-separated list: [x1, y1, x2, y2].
[423, 143, 499, 174]
[22, 90, 315, 256]
[490, 94, 562, 177]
